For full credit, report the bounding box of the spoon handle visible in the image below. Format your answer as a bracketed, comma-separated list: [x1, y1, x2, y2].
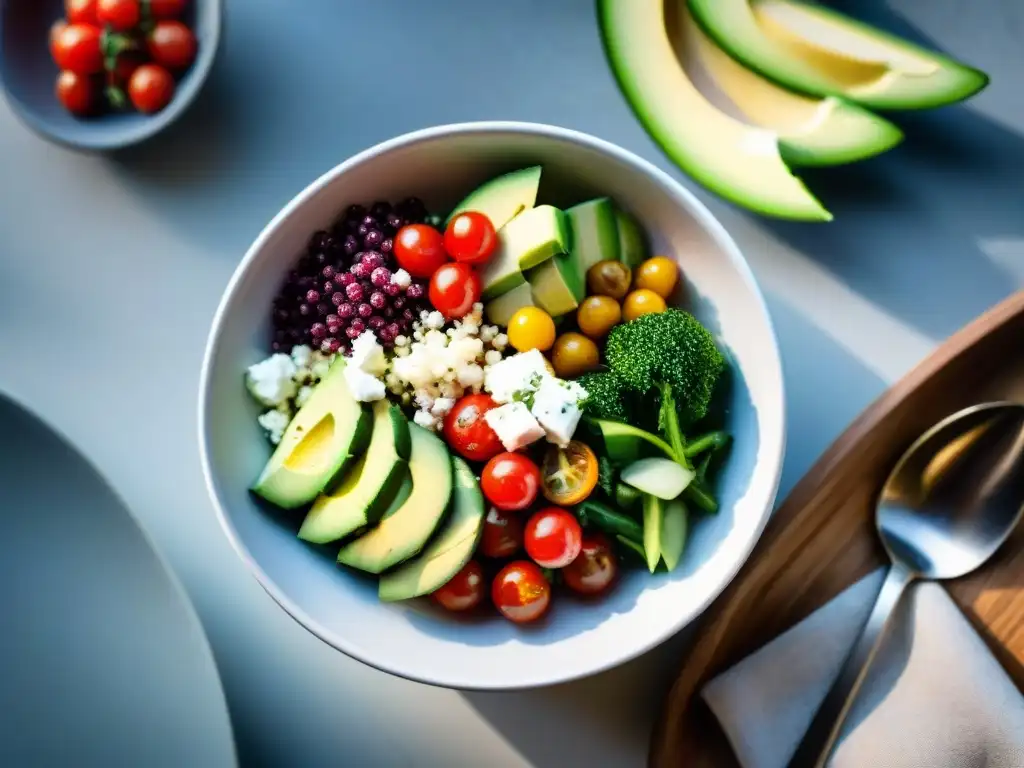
[786, 562, 915, 768]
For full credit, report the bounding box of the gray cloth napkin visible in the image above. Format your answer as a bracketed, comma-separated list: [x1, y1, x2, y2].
[702, 569, 1024, 768]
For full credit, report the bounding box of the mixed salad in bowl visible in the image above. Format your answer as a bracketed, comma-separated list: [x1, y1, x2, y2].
[244, 166, 731, 625]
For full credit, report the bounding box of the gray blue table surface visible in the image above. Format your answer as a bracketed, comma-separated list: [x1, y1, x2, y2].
[0, 0, 1020, 765]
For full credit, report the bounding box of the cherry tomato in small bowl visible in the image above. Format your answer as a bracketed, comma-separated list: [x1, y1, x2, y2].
[492, 561, 551, 624]
[480, 506, 524, 559]
[429, 262, 481, 320]
[431, 561, 485, 612]
[55, 70, 96, 116]
[481, 452, 541, 512]
[444, 211, 497, 265]
[394, 224, 448, 279]
[443, 394, 503, 462]
[147, 20, 197, 71]
[65, 0, 98, 25]
[562, 533, 618, 596]
[541, 441, 599, 507]
[97, 0, 141, 31]
[128, 64, 175, 114]
[524, 506, 582, 569]
[149, 0, 189, 18]
[51, 23, 103, 75]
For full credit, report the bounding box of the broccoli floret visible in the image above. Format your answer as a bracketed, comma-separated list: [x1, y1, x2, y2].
[605, 310, 725, 455]
[576, 370, 635, 423]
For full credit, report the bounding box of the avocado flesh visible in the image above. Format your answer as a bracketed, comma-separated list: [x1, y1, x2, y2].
[378, 456, 486, 602]
[676, 3, 901, 166]
[688, 0, 988, 110]
[614, 208, 649, 271]
[480, 205, 571, 300]
[336, 424, 453, 574]
[446, 166, 542, 230]
[485, 281, 536, 327]
[298, 402, 411, 544]
[251, 358, 372, 509]
[597, 0, 830, 222]
[527, 249, 584, 317]
[566, 198, 620, 275]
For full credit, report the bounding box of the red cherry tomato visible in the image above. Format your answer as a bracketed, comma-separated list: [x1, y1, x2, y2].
[55, 70, 96, 116]
[442, 394, 503, 462]
[49, 20, 68, 64]
[562, 533, 618, 596]
[524, 506, 583, 569]
[393, 224, 448, 279]
[444, 211, 498, 265]
[147, 20, 196, 70]
[480, 507, 524, 559]
[492, 561, 551, 624]
[128, 64, 175, 113]
[51, 23, 103, 75]
[97, 0, 140, 31]
[149, 0, 188, 18]
[429, 262, 481, 320]
[481, 452, 541, 512]
[431, 561, 485, 612]
[65, 0, 98, 24]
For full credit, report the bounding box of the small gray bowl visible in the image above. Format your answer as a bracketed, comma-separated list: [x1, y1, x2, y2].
[0, 0, 221, 151]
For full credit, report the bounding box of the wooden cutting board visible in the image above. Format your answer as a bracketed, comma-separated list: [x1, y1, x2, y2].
[649, 290, 1024, 768]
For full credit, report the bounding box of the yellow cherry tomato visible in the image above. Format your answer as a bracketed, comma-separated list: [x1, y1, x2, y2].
[622, 289, 666, 322]
[550, 332, 600, 378]
[541, 441, 599, 506]
[586, 260, 632, 300]
[507, 306, 556, 352]
[576, 295, 622, 339]
[633, 256, 679, 299]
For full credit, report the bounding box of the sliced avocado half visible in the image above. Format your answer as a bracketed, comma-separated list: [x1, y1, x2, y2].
[251, 358, 372, 509]
[446, 166, 542, 231]
[297, 402, 411, 544]
[688, 0, 988, 110]
[676, 2, 901, 166]
[480, 205, 571, 300]
[378, 456, 486, 602]
[597, 0, 830, 221]
[336, 424, 453, 574]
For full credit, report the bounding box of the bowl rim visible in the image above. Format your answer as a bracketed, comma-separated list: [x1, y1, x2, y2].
[198, 120, 787, 690]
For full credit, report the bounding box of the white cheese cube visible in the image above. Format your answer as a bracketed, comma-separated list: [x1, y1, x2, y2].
[531, 376, 587, 447]
[342, 365, 386, 402]
[246, 353, 298, 407]
[484, 402, 546, 452]
[484, 349, 549, 404]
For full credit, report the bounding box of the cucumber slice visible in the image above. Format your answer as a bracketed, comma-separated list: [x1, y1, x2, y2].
[622, 458, 695, 500]
[659, 499, 688, 572]
[642, 494, 663, 573]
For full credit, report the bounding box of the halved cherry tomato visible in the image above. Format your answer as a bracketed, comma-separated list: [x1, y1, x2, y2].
[128, 64, 174, 113]
[524, 506, 582, 569]
[394, 224, 448, 279]
[432, 561, 485, 612]
[429, 262, 481, 320]
[481, 452, 540, 512]
[541, 441, 599, 506]
[65, 0, 98, 25]
[97, 0, 140, 31]
[51, 23, 103, 75]
[147, 20, 196, 70]
[444, 211, 497, 265]
[443, 394, 503, 462]
[55, 70, 96, 116]
[149, 0, 188, 18]
[479, 507, 524, 559]
[492, 561, 551, 623]
[562, 533, 618, 596]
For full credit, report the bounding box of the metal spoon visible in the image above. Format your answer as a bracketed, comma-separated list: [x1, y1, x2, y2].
[787, 401, 1024, 768]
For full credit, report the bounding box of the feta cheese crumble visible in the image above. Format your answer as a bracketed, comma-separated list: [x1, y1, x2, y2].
[531, 376, 587, 447]
[246, 353, 298, 407]
[342, 331, 388, 402]
[484, 402, 547, 452]
[483, 348, 548, 405]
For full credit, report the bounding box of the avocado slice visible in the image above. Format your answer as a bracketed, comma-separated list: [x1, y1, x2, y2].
[597, 0, 830, 222]
[566, 198, 620, 275]
[688, 0, 988, 110]
[297, 402, 411, 544]
[480, 205, 571, 300]
[526, 249, 584, 317]
[336, 424, 453, 574]
[677, 3, 901, 166]
[378, 456, 485, 602]
[614, 207, 648, 271]
[446, 166, 542, 231]
[251, 358, 372, 509]
[592, 418, 677, 464]
[485, 281, 536, 327]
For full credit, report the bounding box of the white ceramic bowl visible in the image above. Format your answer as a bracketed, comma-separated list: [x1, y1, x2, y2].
[199, 122, 785, 690]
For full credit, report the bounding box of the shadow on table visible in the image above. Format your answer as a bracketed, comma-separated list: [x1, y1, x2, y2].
[765, 0, 1024, 343]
